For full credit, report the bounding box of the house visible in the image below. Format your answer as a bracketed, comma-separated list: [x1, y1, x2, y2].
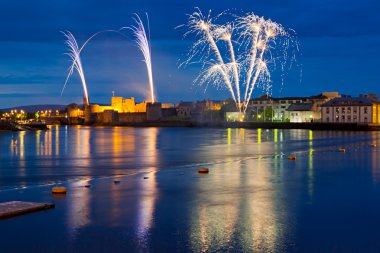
[287, 103, 319, 123]
[321, 95, 380, 123]
[177, 102, 195, 119]
[249, 92, 339, 121]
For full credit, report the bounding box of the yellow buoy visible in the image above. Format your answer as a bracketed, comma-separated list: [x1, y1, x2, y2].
[339, 148, 346, 153]
[198, 168, 209, 174]
[52, 187, 67, 194]
[288, 156, 296, 160]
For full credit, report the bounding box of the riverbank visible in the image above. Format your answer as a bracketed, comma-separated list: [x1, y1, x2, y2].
[87, 120, 380, 131]
[0, 121, 48, 131]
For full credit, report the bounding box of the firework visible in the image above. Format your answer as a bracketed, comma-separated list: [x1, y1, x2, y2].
[127, 14, 156, 103]
[182, 9, 296, 113]
[62, 31, 90, 105]
[61, 30, 126, 104]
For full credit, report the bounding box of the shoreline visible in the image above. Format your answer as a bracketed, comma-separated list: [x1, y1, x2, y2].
[86, 121, 380, 131]
[2, 121, 380, 132]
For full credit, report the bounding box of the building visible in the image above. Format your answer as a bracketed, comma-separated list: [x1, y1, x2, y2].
[249, 92, 340, 121]
[287, 103, 319, 123]
[321, 95, 380, 124]
[84, 96, 148, 124]
[177, 102, 195, 119]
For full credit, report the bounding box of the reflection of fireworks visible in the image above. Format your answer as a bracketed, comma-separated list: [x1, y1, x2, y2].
[62, 31, 90, 105]
[182, 9, 297, 113]
[128, 14, 156, 103]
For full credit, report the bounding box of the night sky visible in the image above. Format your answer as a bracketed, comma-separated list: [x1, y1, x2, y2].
[0, 0, 379, 108]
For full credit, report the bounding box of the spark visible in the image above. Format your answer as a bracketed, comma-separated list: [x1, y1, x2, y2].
[181, 9, 297, 114]
[62, 31, 90, 106]
[61, 29, 127, 103]
[126, 13, 156, 103]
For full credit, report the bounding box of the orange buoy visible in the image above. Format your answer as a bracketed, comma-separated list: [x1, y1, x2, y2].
[371, 143, 377, 147]
[198, 168, 209, 174]
[339, 148, 346, 153]
[52, 187, 67, 194]
[288, 156, 296, 160]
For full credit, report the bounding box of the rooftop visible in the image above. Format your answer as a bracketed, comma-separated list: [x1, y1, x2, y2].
[287, 103, 315, 111]
[321, 97, 374, 107]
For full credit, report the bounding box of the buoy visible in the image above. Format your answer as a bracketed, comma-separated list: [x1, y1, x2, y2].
[288, 156, 296, 160]
[371, 144, 377, 147]
[114, 180, 120, 184]
[52, 187, 67, 194]
[198, 168, 209, 174]
[339, 148, 346, 153]
[84, 184, 91, 188]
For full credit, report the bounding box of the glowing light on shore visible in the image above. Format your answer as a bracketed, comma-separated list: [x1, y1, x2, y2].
[181, 9, 297, 113]
[62, 31, 90, 106]
[127, 14, 156, 103]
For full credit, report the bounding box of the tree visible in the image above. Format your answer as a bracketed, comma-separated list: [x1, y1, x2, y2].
[264, 106, 274, 121]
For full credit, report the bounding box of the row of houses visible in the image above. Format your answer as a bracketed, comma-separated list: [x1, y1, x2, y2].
[248, 92, 380, 124]
[173, 92, 380, 124]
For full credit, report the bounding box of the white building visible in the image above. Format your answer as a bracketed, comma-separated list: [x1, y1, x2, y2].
[249, 92, 339, 121]
[287, 103, 319, 123]
[321, 96, 380, 124]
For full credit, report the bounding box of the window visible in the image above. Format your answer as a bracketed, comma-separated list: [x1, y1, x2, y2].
[364, 107, 368, 114]
[347, 107, 351, 114]
[353, 115, 357, 121]
[353, 107, 357, 114]
[281, 106, 286, 109]
[348, 115, 351, 121]
[364, 117, 368, 122]
[326, 108, 330, 114]
[342, 115, 345, 120]
[336, 108, 340, 114]
[342, 107, 346, 113]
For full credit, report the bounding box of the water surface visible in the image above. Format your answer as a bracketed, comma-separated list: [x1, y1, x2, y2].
[1, 126, 380, 252]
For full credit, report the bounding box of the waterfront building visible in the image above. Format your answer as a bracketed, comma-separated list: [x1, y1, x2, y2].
[287, 103, 319, 123]
[177, 102, 195, 119]
[321, 95, 380, 123]
[249, 92, 340, 122]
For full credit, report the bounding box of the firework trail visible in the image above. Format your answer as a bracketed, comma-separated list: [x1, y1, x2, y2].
[127, 13, 156, 103]
[62, 31, 90, 105]
[214, 23, 241, 110]
[181, 9, 296, 114]
[61, 29, 125, 99]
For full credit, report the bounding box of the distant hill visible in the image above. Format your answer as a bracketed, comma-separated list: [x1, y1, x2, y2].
[0, 104, 68, 112]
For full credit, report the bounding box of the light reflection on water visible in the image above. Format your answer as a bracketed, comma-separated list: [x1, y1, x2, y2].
[1, 127, 380, 252]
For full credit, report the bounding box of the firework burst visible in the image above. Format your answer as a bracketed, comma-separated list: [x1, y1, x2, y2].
[181, 9, 298, 113]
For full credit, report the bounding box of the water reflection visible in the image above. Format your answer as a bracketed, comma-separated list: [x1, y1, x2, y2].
[136, 128, 158, 240]
[190, 159, 286, 252]
[66, 179, 92, 238]
[308, 130, 314, 197]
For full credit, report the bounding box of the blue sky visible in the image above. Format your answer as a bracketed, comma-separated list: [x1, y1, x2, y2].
[0, 0, 379, 107]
